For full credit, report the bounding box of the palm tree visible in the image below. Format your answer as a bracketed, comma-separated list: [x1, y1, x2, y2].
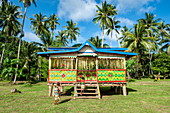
[21, 41, 39, 82]
[138, 13, 161, 30]
[55, 31, 68, 47]
[0, 1, 22, 69]
[72, 43, 82, 47]
[30, 13, 49, 38]
[63, 20, 80, 45]
[138, 13, 161, 75]
[14, 0, 37, 84]
[106, 18, 120, 47]
[157, 21, 170, 54]
[93, 1, 117, 47]
[31, 13, 61, 51]
[48, 14, 60, 38]
[119, 26, 132, 45]
[30, 13, 52, 50]
[121, 22, 156, 78]
[89, 36, 109, 48]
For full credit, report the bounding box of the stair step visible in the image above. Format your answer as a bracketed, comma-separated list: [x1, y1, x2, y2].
[76, 89, 97, 91]
[75, 96, 99, 99]
[77, 92, 98, 95]
[76, 85, 98, 86]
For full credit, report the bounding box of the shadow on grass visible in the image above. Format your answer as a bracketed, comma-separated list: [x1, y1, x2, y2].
[100, 86, 137, 97]
[61, 86, 137, 98]
[62, 87, 74, 96]
[59, 98, 72, 104]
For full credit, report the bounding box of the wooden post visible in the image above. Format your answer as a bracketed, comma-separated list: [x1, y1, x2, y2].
[96, 57, 98, 70]
[75, 57, 78, 69]
[48, 84, 53, 96]
[49, 57, 51, 69]
[52, 84, 55, 96]
[123, 84, 127, 96]
[123, 58, 126, 69]
[74, 84, 77, 99]
[114, 86, 118, 94]
[97, 84, 101, 99]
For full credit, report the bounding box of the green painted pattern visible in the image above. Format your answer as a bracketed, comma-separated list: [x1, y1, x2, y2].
[49, 70, 77, 82]
[97, 70, 126, 81]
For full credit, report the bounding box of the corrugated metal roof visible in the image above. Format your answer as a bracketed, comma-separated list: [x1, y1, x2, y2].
[37, 41, 138, 56]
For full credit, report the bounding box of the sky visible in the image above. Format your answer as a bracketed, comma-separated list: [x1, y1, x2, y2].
[10, 0, 170, 47]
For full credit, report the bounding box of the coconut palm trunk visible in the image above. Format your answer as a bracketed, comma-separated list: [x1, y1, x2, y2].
[0, 35, 8, 68]
[102, 29, 104, 47]
[14, 7, 28, 84]
[0, 45, 5, 68]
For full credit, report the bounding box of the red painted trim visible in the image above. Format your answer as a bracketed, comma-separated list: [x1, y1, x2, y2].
[49, 69, 77, 71]
[77, 70, 96, 72]
[98, 81, 126, 83]
[97, 69, 126, 71]
[85, 80, 97, 81]
[96, 70, 98, 82]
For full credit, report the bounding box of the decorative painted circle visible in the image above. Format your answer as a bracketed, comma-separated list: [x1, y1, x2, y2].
[108, 74, 113, 77]
[62, 74, 66, 78]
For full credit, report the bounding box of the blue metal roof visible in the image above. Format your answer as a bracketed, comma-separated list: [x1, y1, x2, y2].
[37, 41, 138, 56]
[48, 48, 77, 50]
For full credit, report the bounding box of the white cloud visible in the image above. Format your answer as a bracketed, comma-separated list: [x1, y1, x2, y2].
[92, 30, 118, 41]
[113, 0, 157, 14]
[76, 35, 87, 43]
[23, 32, 41, 43]
[57, 0, 98, 22]
[118, 17, 135, 27]
[139, 6, 156, 13]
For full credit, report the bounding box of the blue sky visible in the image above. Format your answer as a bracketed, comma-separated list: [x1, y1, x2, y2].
[10, 0, 170, 47]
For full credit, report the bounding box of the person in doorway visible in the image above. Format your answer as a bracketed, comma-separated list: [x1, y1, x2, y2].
[80, 82, 86, 96]
[54, 82, 61, 105]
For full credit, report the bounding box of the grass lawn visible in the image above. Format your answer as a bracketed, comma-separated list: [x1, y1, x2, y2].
[0, 79, 170, 113]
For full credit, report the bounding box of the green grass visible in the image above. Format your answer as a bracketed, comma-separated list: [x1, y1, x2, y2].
[0, 79, 170, 113]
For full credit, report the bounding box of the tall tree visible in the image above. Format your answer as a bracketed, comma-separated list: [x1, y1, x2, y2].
[21, 41, 39, 82]
[30, 13, 51, 50]
[89, 36, 109, 48]
[157, 21, 170, 54]
[14, 0, 37, 84]
[63, 20, 80, 45]
[138, 13, 161, 75]
[0, 1, 22, 69]
[55, 31, 68, 47]
[48, 14, 60, 38]
[93, 1, 117, 47]
[121, 22, 155, 78]
[106, 18, 120, 47]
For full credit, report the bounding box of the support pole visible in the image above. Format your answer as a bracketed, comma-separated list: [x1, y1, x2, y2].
[123, 84, 127, 96]
[123, 58, 126, 69]
[49, 57, 51, 69]
[74, 84, 77, 99]
[48, 84, 53, 96]
[52, 84, 55, 96]
[114, 86, 118, 94]
[75, 57, 78, 69]
[96, 57, 98, 70]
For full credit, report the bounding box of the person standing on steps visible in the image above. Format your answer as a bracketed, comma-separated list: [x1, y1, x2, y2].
[80, 82, 86, 96]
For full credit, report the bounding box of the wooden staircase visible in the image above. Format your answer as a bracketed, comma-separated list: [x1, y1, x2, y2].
[74, 83, 101, 99]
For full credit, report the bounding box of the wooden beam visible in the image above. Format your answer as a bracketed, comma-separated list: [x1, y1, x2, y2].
[75, 57, 78, 69]
[123, 84, 127, 96]
[123, 58, 126, 69]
